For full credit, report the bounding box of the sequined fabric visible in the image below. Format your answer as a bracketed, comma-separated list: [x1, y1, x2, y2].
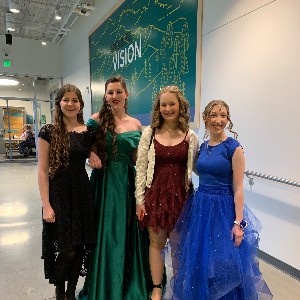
[140, 138, 189, 233]
[39, 124, 96, 284]
[164, 137, 273, 299]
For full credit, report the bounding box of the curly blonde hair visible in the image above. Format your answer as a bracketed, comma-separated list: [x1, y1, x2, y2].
[151, 85, 190, 132]
[49, 84, 84, 178]
[202, 100, 238, 140]
[96, 75, 128, 167]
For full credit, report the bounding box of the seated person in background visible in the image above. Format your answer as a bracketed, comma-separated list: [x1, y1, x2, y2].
[14, 124, 27, 139]
[19, 124, 36, 156]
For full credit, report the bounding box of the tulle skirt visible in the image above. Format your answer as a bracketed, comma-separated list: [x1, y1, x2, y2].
[163, 184, 273, 300]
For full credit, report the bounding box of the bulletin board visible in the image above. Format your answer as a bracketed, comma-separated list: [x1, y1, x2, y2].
[3, 107, 25, 138]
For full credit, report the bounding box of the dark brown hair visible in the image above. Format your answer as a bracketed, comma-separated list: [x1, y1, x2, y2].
[49, 84, 84, 178]
[96, 75, 128, 167]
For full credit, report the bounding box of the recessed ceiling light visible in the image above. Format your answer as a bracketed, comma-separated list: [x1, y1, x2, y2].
[0, 78, 19, 86]
[9, 1, 20, 13]
[55, 10, 62, 20]
[42, 40, 47, 45]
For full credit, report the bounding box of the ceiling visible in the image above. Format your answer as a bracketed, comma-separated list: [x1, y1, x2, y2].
[0, 0, 95, 45]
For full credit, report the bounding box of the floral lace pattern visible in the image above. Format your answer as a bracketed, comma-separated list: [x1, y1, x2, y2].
[39, 124, 96, 284]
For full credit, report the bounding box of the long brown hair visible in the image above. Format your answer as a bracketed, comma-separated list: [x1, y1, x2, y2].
[96, 75, 128, 167]
[151, 85, 190, 132]
[202, 100, 238, 140]
[49, 84, 84, 178]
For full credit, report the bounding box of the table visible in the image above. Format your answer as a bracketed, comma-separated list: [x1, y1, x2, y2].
[4, 138, 25, 157]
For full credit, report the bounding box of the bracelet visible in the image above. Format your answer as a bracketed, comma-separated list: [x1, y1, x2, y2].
[234, 219, 248, 229]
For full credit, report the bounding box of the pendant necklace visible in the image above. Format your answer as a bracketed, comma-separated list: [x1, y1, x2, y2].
[206, 139, 225, 156]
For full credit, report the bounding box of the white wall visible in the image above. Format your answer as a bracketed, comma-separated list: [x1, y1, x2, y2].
[0, 82, 50, 99]
[201, 0, 300, 269]
[0, 36, 62, 77]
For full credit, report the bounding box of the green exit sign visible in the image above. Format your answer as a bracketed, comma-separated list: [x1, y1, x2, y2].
[3, 60, 11, 67]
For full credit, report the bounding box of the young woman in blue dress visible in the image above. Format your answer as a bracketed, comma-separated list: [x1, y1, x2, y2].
[166, 100, 273, 299]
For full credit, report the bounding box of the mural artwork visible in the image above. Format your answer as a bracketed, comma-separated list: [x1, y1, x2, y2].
[89, 0, 199, 125]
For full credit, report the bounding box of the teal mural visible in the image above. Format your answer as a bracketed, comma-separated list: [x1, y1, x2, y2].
[89, 0, 198, 125]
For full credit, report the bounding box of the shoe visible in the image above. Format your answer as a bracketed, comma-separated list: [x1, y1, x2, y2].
[55, 283, 65, 300]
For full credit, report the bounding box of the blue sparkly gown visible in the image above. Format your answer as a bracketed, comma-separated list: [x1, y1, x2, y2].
[165, 137, 273, 300]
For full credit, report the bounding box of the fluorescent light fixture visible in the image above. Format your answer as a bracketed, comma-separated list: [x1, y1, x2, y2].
[9, 1, 20, 13]
[0, 77, 19, 86]
[6, 12, 15, 31]
[55, 10, 62, 20]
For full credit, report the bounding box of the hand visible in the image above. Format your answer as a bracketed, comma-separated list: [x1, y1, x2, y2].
[231, 224, 244, 247]
[136, 204, 147, 221]
[43, 205, 55, 223]
[89, 151, 102, 169]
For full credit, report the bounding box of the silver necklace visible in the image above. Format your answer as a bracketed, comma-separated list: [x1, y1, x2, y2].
[206, 139, 225, 156]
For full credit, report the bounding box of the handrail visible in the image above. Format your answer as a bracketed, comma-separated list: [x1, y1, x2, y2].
[245, 170, 300, 188]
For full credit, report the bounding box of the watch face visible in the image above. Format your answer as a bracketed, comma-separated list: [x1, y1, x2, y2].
[240, 219, 248, 229]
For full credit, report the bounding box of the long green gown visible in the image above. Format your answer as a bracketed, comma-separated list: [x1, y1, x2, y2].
[78, 119, 152, 300]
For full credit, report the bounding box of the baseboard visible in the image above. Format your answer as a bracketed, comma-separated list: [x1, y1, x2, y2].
[258, 249, 300, 280]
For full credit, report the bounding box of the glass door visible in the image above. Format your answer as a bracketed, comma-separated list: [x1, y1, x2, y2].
[0, 75, 60, 163]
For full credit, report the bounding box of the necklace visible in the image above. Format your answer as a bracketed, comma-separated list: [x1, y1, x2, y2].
[162, 125, 177, 135]
[206, 139, 226, 156]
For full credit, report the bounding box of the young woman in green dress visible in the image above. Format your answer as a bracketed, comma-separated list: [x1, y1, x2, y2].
[78, 75, 152, 300]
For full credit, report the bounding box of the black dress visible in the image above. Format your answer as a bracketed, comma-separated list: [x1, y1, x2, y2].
[39, 124, 96, 284]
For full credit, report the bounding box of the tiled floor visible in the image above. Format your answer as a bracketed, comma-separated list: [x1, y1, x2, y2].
[0, 162, 299, 300]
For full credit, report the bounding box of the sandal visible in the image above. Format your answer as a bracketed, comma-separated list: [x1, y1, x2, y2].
[151, 284, 162, 300]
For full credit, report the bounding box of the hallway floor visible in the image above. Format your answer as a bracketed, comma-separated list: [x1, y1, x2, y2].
[0, 162, 299, 300]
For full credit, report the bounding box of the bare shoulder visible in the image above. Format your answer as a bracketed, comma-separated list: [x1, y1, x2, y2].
[233, 146, 245, 159]
[90, 112, 100, 122]
[127, 116, 142, 131]
[185, 128, 195, 142]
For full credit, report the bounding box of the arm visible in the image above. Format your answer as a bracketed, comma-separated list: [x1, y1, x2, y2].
[192, 131, 200, 175]
[88, 113, 102, 168]
[24, 130, 30, 139]
[131, 120, 143, 164]
[89, 143, 102, 169]
[131, 148, 138, 164]
[135, 128, 151, 213]
[37, 137, 55, 223]
[231, 146, 245, 246]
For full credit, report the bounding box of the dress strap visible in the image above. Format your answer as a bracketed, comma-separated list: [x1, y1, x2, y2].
[148, 128, 155, 150]
[184, 129, 189, 140]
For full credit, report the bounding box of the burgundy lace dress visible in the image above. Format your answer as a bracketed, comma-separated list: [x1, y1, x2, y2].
[140, 137, 189, 233]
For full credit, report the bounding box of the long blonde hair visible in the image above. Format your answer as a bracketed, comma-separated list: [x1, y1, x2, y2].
[49, 84, 84, 178]
[151, 85, 190, 133]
